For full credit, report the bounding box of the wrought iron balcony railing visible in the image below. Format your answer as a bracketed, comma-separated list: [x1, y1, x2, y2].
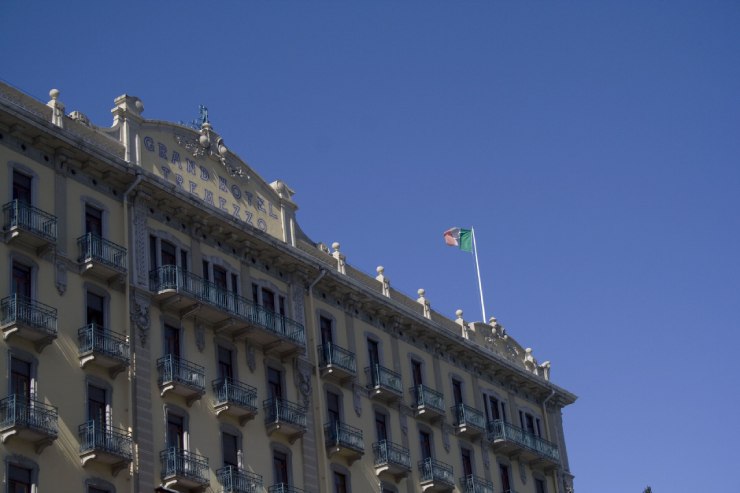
[373, 439, 411, 470]
[77, 233, 127, 271]
[78, 323, 130, 363]
[418, 457, 455, 487]
[0, 394, 58, 437]
[365, 364, 403, 395]
[324, 421, 364, 452]
[160, 447, 209, 484]
[268, 484, 307, 493]
[157, 354, 205, 392]
[318, 343, 357, 374]
[461, 474, 495, 493]
[410, 384, 445, 414]
[487, 419, 560, 463]
[213, 378, 258, 411]
[216, 465, 263, 493]
[263, 398, 307, 430]
[2, 200, 57, 242]
[150, 265, 305, 345]
[78, 420, 133, 460]
[452, 403, 486, 431]
[1, 294, 58, 336]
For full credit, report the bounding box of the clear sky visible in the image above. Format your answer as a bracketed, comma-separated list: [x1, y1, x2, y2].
[2, 1, 739, 491]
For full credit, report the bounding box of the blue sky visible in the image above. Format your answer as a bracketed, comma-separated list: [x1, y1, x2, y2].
[3, 1, 739, 491]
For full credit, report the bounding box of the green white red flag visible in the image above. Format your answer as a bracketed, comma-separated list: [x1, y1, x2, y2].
[443, 227, 473, 252]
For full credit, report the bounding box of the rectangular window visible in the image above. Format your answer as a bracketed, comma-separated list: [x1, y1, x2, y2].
[333, 471, 348, 493]
[320, 316, 333, 346]
[278, 295, 286, 316]
[10, 357, 32, 400]
[274, 450, 289, 485]
[419, 430, 432, 460]
[213, 266, 228, 290]
[411, 360, 423, 386]
[8, 463, 32, 493]
[86, 291, 105, 327]
[222, 432, 240, 467]
[164, 324, 181, 357]
[375, 411, 388, 442]
[161, 240, 177, 266]
[11, 261, 32, 298]
[231, 273, 239, 294]
[12, 170, 32, 204]
[452, 379, 463, 405]
[262, 288, 275, 312]
[327, 391, 341, 424]
[252, 283, 259, 304]
[461, 448, 473, 477]
[167, 413, 184, 450]
[499, 464, 511, 491]
[89, 487, 109, 493]
[88, 384, 108, 426]
[217, 346, 234, 381]
[535, 478, 546, 493]
[367, 339, 379, 366]
[180, 249, 188, 272]
[149, 235, 158, 270]
[85, 205, 103, 237]
[267, 367, 283, 400]
[202, 260, 210, 281]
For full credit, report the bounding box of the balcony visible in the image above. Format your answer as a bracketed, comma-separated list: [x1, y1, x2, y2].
[418, 458, 455, 492]
[1, 294, 57, 352]
[217, 465, 263, 493]
[365, 364, 403, 403]
[410, 385, 445, 422]
[2, 200, 57, 253]
[77, 233, 127, 283]
[373, 440, 411, 482]
[318, 343, 356, 383]
[212, 378, 258, 425]
[264, 398, 307, 443]
[78, 323, 130, 378]
[160, 447, 210, 490]
[150, 266, 305, 356]
[268, 484, 307, 493]
[452, 403, 486, 439]
[461, 475, 495, 493]
[487, 419, 560, 467]
[78, 421, 133, 475]
[0, 394, 58, 452]
[157, 354, 205, 406]
[324, 421, 364, 464]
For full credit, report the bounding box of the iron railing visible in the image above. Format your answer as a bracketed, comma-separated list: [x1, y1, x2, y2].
[263, 398, 307, 431]
[487, 419, 560, 463]
[1, 294, 57, 336]
[213, 378, 258, 411]
[410, 384, 445, 414]
[77, 323, 129, 364]
[268, 484, 307, 493]
[157, 354, 205, 392]
[372, 440, 411, 470]
[2, 200, 57, 242]
[365, 364, 403, 395]
[160, 447, 209, 484]
[150, 265, 305, 346]
[418, 457, 455, 487]
[77, 233, 127, 271]
[318, 343, 357, 375]
[216, 465, 263, 493]
[78, 420, 133, 460]
[461, 474, 495, 493]
[0, 394, 58, 437]
[324, 421, 364, 453]
[452, 403, 486, 432]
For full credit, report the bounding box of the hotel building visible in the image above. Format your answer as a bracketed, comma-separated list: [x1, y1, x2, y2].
[0, 82, 576, 493]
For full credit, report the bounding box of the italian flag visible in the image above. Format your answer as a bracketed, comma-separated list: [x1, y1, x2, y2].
[443, 227, 472, 252]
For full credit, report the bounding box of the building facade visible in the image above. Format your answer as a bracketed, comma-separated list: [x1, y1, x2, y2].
[0, 82, 576, 493]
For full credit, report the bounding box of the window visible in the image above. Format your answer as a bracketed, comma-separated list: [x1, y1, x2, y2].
[85, 204, 103, 237]
[11, 260, 32, 298]
[8, 463, 32, 493]
[167, 412, 185, 450]
[273, 450, 289, 485]
[375, 411, 388, 442]
[11, 356, 33, 401]
[535, 478, 546, 493]
[164, 324, 181, 358]
[484, 394, 507, 423]
[411, 359, 423, 387]
[222, 431, 240, 467]
[320, 316, 333, 346]
[499, 464, 511, 492]
[149, 236, 188, 271]
[161, 240, 177, 266]
[367, 339, 379, 367]
[89, 487, 109, 493]
[217, 346, 234, 381]
[87, 384, 109, 427]
[333, 470, 348, 493]
[12, 170, 32, 204]
[461, 447, 473, 477]
[327, 390, 341, 424]
[86, 291, 106, 327]
[85, 477, 115, 493]
[519, 411, 541, 437]
[452, 379, 463, 406]
[267, 367, 283, 400]
[419, 430, 432, 460]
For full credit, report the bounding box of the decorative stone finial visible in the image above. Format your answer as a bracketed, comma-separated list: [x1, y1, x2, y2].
[47, 89, 65, 128]
[332, 242, 340, 252]
[417, 288, 425, 297]
[331, 242, 345, 274]
[375, 266, 390, 297]
[455, 309, 463, 318]
[49, 89, 60, 100]
[417, 289, 431, 319]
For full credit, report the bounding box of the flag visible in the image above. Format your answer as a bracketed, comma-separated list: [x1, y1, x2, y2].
[443, 227, 472, 252]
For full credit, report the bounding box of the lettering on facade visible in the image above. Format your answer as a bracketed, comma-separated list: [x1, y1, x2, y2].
[143, 133, 280, 234]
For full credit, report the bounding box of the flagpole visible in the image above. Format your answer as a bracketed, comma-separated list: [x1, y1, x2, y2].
[471, 227, 487, 322]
